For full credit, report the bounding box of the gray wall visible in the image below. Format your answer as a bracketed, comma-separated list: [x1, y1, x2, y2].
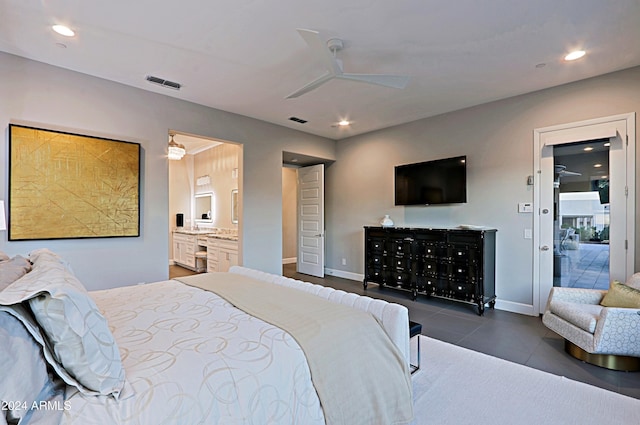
[2, 50, 638, 312]
[0, 52, 335, 290]
[326, 66, 640, 310]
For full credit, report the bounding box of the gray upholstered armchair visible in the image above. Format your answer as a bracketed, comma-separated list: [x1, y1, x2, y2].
[542, 275, 640, 371]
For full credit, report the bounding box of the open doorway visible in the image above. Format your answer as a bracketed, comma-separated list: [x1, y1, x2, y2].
[282, 166, 298, 266]
[282, 152, 333, 278]
[169, 132, 243, 278]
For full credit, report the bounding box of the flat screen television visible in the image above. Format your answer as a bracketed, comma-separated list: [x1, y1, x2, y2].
[395, 155, 467, 205]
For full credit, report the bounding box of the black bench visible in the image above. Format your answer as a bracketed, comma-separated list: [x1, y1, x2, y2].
[409, 321, 422, 374]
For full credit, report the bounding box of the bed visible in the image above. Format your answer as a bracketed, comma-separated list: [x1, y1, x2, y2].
[0, 249, 413, 425]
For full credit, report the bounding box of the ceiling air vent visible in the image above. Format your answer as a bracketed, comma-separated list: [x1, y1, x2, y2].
[145, 75, 182, 90]
[289, 116, 308, 124]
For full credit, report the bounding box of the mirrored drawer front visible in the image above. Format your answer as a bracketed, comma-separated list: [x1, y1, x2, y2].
[423, 259, 446, 277]
[448, 244, 480, 261]
[366, 267, 385, 282]
[390, 237, 413, 256]
[367, 238, 386, 253]
[367, 255, 385, 267]
[450, 261, 478, 280]
[390, 271, 411, 286]
[392, 256, 411, 271]
[420, 242, 447, 258]
[449, 281, 478, 300]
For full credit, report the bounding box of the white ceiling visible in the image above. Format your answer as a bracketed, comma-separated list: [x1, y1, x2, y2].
[1, 0, 639, 140]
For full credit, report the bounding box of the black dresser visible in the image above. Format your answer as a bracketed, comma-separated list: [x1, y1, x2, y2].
[364, 226, 496, 315]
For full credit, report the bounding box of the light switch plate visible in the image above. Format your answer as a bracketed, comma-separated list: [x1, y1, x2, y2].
[518, 202, 533, 213]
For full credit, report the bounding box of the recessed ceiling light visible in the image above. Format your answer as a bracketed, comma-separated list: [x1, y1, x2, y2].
[52, 24, 75, 37]
[338, 120, 350, 126]
[583, 146, 594, 151]
[564, 50, 585, 61]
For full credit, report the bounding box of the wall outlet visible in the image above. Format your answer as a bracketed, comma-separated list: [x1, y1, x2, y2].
[341, 258, 347, 266]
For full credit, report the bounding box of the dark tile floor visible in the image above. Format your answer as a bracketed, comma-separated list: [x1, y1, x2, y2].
[170, 264, 639, 399]
[282, 264, 640, 400]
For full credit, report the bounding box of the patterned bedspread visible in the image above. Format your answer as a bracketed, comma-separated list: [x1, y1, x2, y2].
[61, 280, 326, 424]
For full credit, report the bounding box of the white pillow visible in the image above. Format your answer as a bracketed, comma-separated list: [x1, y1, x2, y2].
[0, 249, 125, 397]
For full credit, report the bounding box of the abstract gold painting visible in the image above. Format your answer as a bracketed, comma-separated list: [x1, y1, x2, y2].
[9, 124, 140, 240]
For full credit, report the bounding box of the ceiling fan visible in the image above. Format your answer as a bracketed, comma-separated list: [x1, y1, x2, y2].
[554, 164, 581, 187]
[285, 29, 410, 99]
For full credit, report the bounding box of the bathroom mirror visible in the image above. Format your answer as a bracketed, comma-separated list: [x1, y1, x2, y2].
[231, 189, 239, 224]
[195, 193, 213, 223]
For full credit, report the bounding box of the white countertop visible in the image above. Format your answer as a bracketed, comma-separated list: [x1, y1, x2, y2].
[173, 228, 238, 241]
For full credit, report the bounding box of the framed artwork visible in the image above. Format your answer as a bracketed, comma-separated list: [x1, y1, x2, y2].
[8, 124, 141, 240]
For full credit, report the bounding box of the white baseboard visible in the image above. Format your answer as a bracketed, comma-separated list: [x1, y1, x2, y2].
[324, 268, 364, 282]
[493, 299, 536, 316]
[282, 257, 297, 265]
[322, 267, 537, 317]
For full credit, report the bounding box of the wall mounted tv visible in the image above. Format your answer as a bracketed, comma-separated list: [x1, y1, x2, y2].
[395, 155, 467, 205]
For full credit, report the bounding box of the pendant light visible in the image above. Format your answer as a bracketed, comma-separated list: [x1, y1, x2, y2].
[168, 134, 186, 160]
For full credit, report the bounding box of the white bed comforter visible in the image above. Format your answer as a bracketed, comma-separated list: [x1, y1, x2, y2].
[61, 280, 325, 425]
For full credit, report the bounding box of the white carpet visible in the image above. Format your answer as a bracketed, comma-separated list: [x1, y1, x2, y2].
[411, 336, 640, 425]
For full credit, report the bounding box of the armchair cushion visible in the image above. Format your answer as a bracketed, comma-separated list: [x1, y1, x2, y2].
[549, 300, 603, 333]
[600, 281, 640, 308]
[625, 273, 640, 290]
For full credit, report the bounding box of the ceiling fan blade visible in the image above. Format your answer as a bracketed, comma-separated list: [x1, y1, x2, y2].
[295, 28, 342, 75]
[560, 170, 581, 177]
[285, 71, 334, 99]
[555, 164, 581, 177]
[337, 73, 410, 89]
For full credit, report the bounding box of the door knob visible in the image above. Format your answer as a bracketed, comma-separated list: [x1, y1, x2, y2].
[540, 245, 550, 251]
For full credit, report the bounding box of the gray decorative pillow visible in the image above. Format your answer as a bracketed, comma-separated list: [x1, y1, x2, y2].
[0, 310, 64, 425]
[0, 251, 9, 261]
[0, 249, 125, 398]
[0, 255, 32, 290]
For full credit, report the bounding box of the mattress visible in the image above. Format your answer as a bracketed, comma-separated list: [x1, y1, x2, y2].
[1, 250, 412, 425]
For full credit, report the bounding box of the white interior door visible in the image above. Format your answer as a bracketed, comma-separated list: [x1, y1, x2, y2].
[297, 164, 325, 277]
[534, 114, 635, 314]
